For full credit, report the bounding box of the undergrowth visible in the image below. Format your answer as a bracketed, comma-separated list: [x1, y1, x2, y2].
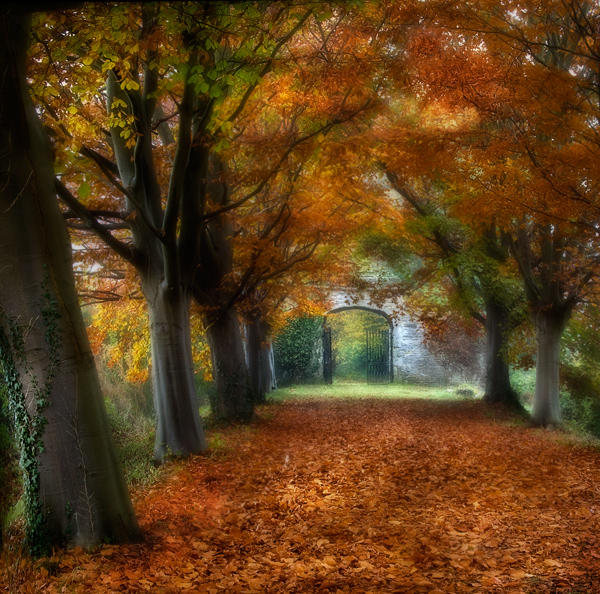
[104, 398, 159, 486]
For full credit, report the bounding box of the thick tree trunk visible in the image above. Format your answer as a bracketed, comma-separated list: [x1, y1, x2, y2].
[0, 10, 140, 551]
[532, 312, 565, 426]
[483, 301, 519, 406]
[144, 282, 208, 462]
[104, 42, 208, 465]
[206, 309, 253, 422]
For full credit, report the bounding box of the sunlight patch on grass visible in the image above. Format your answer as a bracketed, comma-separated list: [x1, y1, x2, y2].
[270, 382, 471, 402]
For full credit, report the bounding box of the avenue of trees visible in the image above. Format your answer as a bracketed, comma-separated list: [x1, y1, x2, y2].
[2, 0, 600, 553]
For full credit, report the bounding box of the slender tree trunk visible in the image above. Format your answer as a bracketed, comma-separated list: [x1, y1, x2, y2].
[143, 281, 208, 462]
[246, 312, 264, 404]
[483, 301, 519, 406]
[205, 309, 253, 422]
[0, 10, 140, 551]
[259, 338, 277, 396]
[532, 311, 565, 426]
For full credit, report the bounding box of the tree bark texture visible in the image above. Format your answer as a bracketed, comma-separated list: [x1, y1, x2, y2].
[245, 313, 276, 404]
[205, 309, 253, 422]
[259, 341, 277, 396]
[511, 223, 574, 426]
[246, 312, 264, 403]
[483, 301, 519, 406]
[144, 281, 207, 461]
[532, 312, 564, 426]
[0, 10, 140, 550]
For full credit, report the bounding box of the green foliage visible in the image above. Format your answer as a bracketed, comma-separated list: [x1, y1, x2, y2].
[562, 306, 600, 395]
[208, 432, 227, 451]
[274, 316, 324, 385]
[0, 381, 13, 468]
[0, 280, 61, 557]
[357, 230, 419, 285]
[328, 310, 388, 381]
[0, 381, 20, 550]
[510, 367, 536, 408]
[554, 306, 600, 437]
[560, 391, 600, 439]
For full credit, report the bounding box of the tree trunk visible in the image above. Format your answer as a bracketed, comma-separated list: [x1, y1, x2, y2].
[206, 309, 253, 422]
[483, 301, 519, 406]
[0, 10, 140, 551]
[246, 312, 276, 404]
[246, 312, 264, 404]
[532, 311, 565, 426]
[259, 341, 277, 396]
[144, 281, 208, 462]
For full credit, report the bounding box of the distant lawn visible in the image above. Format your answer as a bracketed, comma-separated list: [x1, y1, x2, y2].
[269, 382, 480, 402]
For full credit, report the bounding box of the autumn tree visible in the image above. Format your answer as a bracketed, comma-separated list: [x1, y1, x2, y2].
[35, 2, 392, 428]
[196, 109, 382, 411]
[364, 78, 524, 403]
[0, 7, 140, 552]
[33, 2, 340, 457]
[378, 169, 524, 405]
[420, 0, 600, 425]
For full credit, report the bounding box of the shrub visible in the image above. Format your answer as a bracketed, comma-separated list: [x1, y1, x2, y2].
[274, 316, 323, 385]
[561, 390, 600, 439]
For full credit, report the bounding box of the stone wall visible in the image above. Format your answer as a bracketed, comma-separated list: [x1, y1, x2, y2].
[327, 291, 480, 385]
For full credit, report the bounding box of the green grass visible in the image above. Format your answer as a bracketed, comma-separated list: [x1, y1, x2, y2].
[269, 382, 479, 402]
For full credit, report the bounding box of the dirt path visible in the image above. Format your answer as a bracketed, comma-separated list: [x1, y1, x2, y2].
[4, 398, 600, 593]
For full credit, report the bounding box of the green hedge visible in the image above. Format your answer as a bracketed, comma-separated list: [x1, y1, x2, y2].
[274, 316, 323, 385]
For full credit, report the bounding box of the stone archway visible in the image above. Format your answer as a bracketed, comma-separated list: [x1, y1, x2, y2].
[324, 290, 454, 384]
[327, 304, 393, 325]
[325, 306, 393, 383]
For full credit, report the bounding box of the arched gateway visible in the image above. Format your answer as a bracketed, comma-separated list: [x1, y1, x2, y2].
[324, 291, 457, 385]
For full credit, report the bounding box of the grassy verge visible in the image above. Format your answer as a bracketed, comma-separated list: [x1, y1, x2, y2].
[268, 382, 481, 402]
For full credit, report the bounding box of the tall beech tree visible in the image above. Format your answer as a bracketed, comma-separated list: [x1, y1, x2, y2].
[379, 171, 524, 406]
[0, 8, 140, 552]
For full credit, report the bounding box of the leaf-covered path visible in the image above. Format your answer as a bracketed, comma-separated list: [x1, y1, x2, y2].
[4, 397, 600, 593]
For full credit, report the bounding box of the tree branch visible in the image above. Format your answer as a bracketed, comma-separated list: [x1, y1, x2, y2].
[55, 178, 143, 267]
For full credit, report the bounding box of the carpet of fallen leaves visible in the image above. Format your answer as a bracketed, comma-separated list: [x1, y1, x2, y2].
[2, 397, 600, 594]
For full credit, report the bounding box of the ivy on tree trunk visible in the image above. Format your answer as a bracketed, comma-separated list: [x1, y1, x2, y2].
[0, 9, 140, 552]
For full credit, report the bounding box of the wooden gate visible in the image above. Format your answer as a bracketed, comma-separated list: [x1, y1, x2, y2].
[322, 326, 333, 384]
[366, 328, 392, 383]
